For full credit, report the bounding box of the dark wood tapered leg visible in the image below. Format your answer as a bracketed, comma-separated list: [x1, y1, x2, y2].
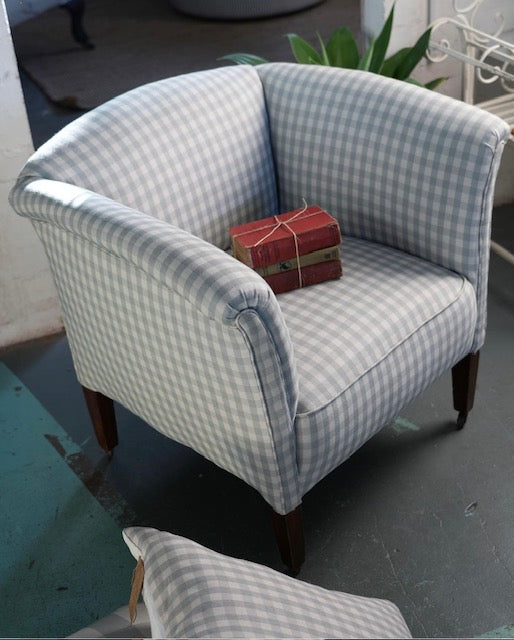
[271, 505, 305, 575]
[82, 386, 118, 454]
[452, 352, 480, 429]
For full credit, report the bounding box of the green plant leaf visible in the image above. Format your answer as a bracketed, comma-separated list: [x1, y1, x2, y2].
[316, 31, 331, 65]
[357, 37, 375, 71]
[424, 76, 447, 90]
[368, 4, 394, 73]
[325, 27, 360, 68]
[219, 53, 269, 65]
[287, 33, 322, 64]
[394, 26, 432, 79]
[381, 47, 410, 77]
[404, 77, 424, 87]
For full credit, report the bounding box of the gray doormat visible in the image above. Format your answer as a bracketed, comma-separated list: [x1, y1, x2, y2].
[11, 0, 360, 110]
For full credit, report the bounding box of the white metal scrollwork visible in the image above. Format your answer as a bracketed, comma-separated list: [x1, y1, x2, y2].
[428, 0, 514, 99]
[428, 0, 514, 266]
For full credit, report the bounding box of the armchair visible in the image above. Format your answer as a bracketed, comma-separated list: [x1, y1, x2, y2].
[10, 63, 509, 573]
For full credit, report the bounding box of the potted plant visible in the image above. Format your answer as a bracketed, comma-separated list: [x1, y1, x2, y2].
[221, 5, 445, 90]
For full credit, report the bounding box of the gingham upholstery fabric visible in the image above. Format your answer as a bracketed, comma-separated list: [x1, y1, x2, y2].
[16, 66, 278, 250]
[9, 64, 508, 516]
[68, 605, 150, 638]
[122, 527, 412, 639]
[256, 63, 510, 351]
[12, 179, 300, 513]
[280, 237, 477, 493]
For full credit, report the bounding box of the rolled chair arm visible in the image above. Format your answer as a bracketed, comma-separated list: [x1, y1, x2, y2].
[11, 178, 284, 325]
[10, 177, 301, 512]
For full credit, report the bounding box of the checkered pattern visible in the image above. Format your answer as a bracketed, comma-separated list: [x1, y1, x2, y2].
[9, 64, 507, 516]
[279, 237, 474, 413]
[68, 605, 150, 638]
[257, 63, 510, 352]
[21, 184, 299, 513]
[18, 65, 278, 250]
[123, 527, 412, 639]
[282, 238, 477, 493]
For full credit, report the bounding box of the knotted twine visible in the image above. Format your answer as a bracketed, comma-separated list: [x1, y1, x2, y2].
[233, 199, 315, 287]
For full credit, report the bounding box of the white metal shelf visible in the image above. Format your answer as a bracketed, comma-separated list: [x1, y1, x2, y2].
[428, 0, 514, 266]
[428, 0, 514, 140]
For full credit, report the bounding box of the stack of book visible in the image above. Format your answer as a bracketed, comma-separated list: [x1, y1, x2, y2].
[229, 205, 342, 294]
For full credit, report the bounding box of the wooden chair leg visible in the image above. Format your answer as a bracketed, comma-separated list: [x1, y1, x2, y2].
[271, 505, 305, 575]
[452, 351, 480, 429]
[82, 386, 118, 454]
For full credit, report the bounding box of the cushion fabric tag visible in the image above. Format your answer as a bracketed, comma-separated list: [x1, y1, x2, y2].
[129, 556, 144, 623]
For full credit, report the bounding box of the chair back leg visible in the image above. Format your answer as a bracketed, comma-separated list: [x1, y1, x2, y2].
[271, 505, 305, 574]
[82, 386, 118, 454]
[452, 351, 480, 429]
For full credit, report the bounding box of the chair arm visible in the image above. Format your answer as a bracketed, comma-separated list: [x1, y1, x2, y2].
[257, 63, 511, 349]
[11, 178, 281, 325]
[10, 178, 301, 512]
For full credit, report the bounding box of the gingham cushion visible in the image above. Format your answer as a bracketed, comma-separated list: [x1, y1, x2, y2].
[256, 63, 510, 351]
[68, 605, 150, 639]
[279, 237, 474, 413]
[17, 66, 278, 249]
[279, 237, 476, 494]
[122, 527, 412, 639]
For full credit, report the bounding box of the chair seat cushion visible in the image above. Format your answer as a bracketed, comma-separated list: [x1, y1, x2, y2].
[123, 526, 411, 639]
[276, 237, 477, 493]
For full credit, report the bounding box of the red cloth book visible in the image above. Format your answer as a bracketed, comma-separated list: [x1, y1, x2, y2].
[229, 205, 341, 268]
[255, 245, 340, 277]
[264, 260, 343, 294]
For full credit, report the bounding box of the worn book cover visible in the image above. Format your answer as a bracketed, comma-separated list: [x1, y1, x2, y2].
[264, 260, 343, 294]
[255, 245, 341, 277]
[229, 205, 341, 268]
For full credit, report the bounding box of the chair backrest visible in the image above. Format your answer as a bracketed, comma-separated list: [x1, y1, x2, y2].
[18, 66, 278, 249]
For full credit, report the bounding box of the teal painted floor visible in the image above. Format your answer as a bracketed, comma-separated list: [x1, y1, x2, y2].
[480, 626, 514, 638]
[0, 363, 134, 638]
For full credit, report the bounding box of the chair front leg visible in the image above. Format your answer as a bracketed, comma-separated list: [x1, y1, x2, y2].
[271, 504, 305, 575]
[82, 386, 118, 454]
[452, 351, 480, 429]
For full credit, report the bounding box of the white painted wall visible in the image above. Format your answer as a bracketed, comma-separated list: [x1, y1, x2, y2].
[0, 0, 62, 348]
[360, 0, 459, 94]
[361, 0, 514, 98]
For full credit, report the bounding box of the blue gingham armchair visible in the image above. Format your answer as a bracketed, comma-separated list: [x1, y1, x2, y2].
[10, 64, 509, 573]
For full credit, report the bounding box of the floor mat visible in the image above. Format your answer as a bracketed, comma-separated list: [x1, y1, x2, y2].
[9, 0, 359, 109]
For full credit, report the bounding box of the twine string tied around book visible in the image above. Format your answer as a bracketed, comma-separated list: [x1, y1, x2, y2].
[233, 199, 311, 288]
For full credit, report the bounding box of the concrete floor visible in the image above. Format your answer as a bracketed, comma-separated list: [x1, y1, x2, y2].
[2, 2, 514, 637]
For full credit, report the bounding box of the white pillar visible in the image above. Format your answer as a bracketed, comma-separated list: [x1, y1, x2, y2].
[0, 0, 62, 348]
